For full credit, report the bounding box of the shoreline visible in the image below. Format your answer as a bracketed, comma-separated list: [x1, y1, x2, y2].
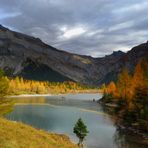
[8, 94, 63, 98]
[8, 91, 101, 98]
[116, 124, 148, 146]
[98, 98, 148, 145]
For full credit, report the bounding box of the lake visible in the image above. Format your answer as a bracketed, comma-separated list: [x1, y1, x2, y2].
[5, 93, 146, 148]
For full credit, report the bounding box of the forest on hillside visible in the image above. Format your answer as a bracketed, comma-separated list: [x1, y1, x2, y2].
[0, 72, 97, 96]
[101, 58, 148, 132]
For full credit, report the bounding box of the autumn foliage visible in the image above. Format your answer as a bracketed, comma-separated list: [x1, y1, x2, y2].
[7, 78, 92, 95]
[102, 59, 148, 131]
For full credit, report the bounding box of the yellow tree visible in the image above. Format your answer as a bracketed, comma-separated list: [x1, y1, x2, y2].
[101, 83, 107, 94]
[133, 61, 144, 88]
[107, 81, 116, 94]
[0, 76, 9, 97]
[9, 79, 16, 94]
[130, 61, 146, 100]
[107, 81, 120, 99]
[117, 69, 131, 100]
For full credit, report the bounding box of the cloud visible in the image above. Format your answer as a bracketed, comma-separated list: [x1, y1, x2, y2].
[113, 1, 148, 14]
[60, 26, 86, 39]
[0, 0, 148, 57]
[0, 11, 21, 20]
[108, 21, 134, 32]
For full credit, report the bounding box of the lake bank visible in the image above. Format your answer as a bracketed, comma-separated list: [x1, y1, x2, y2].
[7, 89, 101, 97]
[9, 94, 57, 98]
[98, 97, 148, 146]
[5, 93, 147, 148]
[8, 91, 101, 98]
[0, 117, 77, 148]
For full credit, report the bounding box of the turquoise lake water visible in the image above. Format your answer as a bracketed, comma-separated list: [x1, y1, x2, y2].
[6, 93, 146, 148]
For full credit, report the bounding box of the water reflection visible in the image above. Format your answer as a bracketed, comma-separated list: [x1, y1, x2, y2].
[0, 98, 14, 116]
[114, 129, 147, 148]
[14, 95, 103, 112]
[15, 96, 47, 104]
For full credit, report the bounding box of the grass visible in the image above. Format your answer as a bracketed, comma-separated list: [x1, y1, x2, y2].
[0, 118, 78, 148]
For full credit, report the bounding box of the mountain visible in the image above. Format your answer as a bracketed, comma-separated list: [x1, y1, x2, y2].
[94, 43, 148, 84]
[0, 25, 147, 86]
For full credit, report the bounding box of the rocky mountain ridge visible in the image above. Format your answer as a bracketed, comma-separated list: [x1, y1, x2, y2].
[0, 25, 147, 85]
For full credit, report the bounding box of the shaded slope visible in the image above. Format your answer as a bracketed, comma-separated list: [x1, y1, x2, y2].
[20, 59, 72, 82]
[0, 25, 95, 85]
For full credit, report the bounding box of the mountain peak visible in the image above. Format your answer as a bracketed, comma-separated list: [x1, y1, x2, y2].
[112, 50, 125, 56]
[104, 50, 125, 58]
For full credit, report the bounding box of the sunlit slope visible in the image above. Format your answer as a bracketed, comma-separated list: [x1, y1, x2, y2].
[0, 118, 77, 148]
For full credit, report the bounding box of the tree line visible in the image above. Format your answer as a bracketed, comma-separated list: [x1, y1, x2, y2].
[0, 72, 95, 96]
[101, 58, 148, 131]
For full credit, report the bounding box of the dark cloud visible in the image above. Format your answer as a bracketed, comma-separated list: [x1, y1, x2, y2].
[0, 0, 147, 57]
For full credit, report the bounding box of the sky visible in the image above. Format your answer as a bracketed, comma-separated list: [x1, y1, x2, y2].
[0, 0, 148, 57]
